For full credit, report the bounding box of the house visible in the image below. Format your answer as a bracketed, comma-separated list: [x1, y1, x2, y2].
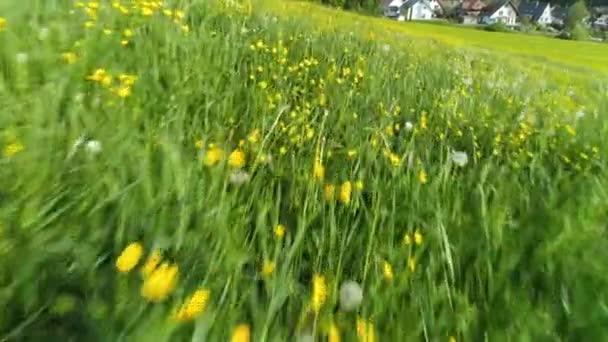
[384, 0, 440, 20]
[452, 0, 487, 24]
[593, 14, 608, 29]
[480, 0, 519, 25]
[518, 1, 553, 25]
[551, 7, 567, 26]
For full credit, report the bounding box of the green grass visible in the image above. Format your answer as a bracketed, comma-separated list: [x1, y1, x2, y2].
[266, 1, 608, 74]
[1, 0, 608, 341]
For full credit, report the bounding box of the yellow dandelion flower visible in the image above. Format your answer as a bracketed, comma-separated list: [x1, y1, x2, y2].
[418, 169, 428, 184]
[420, 111, 428, 130]
[357, 318, 376, 342]
[388, 153, 400, 167]
[116, 86, 131, 98]
[142, 249, 162, 278]
[347, 150, 357, 159]
[86, 68, 107, 82]
[448, 336, 457, 342]
[275, 224, 286, 239]
[61, 52, 78, 64]
[313, 160, 325, 181]
[339, 181, 352, 205]
[101, 75, 112, 87]
[565, 125, 576, 136]
[311, 274, 327, 313]
[174, 10, 185, 19]
[141, 7, 154, 16]
[204, 146, 224, 166]
[383, 260, 394, 282]
[123, 29, 134, 38]
[279, 146, 288, 155]
[174, 288, 210, 321]
[163, 9, 173, 16]
[261, 259, 276, 278]
[329, 322, 341, 342]
[141, 262, 179, 302]
[324, 183, 335, 201]
[0, 17, 7, 32]
[408, 257, 417, 273]
[84, 21, 95, 28]
[247, 129, 261, 144]
[403, 233, 412, 245]
[355, 180, 364, 191]
[120, 40, 130, 46]
[228, 149, 246, 168]
[118, 74, 138, 86]
[115, 242, 143, 273]
[103, 28, 112, 35]
[3, 141, 25, 157]
[231, 324, 250, 342]
[414, 230, 423, 245]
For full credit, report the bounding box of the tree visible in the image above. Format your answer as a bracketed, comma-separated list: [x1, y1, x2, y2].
[565, 1, 590, 29]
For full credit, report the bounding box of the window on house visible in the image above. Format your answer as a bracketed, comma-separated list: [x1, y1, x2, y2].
[499, 10, 504, 16]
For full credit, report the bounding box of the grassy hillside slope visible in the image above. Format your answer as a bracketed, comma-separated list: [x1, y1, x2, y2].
[263, 1, 608, 74]
[0, 0, 607, 340]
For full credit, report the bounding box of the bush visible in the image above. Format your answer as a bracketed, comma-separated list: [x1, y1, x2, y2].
[484, 22, 510, 32]
[571, 23, 590, 40]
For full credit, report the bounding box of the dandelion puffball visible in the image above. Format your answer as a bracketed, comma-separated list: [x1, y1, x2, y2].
[450, 150, 468, 167]
[339, 280, 363, 312]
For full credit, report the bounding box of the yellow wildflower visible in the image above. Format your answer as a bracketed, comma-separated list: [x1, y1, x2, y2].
[141, 7, 154, 16]
[355, 180, 364, 191]
[0, 17, 7, 32]
[275, 224, 286, 239]
[387, 152, 400, 167]
[61, 52, 78, 64]
[311, 274, 327, 313]
[195, 139, 204, 149]
[329, 322, 341, 342]
[141, 262, 179, 302]
[231, 324, 250, 342]
[403, 234, 412, 245]
[3, 141, 24, 157]
[414, 230, 423, 245]
[247, 129, 261, 144]
[339, 181, 352, 205]
[347, 149, 357, 159]
[313, 160, 325, 181]
[228, 149, 246, 168]
[115, 242, 143, 273]
[142, 249, 162, 278]
[174, 10, 185, 19]
[383, 261, 393, 282]
[357, 318, 376, 342]
[261, 259, 276, 278]
[118, 74, 138, 86]
[86, 68, 107, 82]
[103, 28, 112, 35]
[324, 183, 335, 201]
[418, 169, 428, 184]
[123, 29, 134, 38]
[204, 146, 224, 166]
[420, 111, 428, 130]
[84, 21, 95, 28]
[408, 257, 417, 272]
[116, 86, 131, 98]
[565, 125, 576, 136]
[448, 336, 457, 342]
[174, 288, 210, 321]
[120, 40, 129, 46]
[163, 9, 173, 16]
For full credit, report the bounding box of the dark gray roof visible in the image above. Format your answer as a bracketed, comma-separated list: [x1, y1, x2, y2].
[552, 7, 567, 20]
[481, 0, 518, 16]
[519, 1, 550, 21]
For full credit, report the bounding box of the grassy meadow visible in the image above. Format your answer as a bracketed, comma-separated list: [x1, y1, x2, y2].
[1, 0, 608, 340]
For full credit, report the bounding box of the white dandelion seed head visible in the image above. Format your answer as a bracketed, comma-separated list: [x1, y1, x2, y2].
[16, 53, 29, 64]
[85, 140, 102, 155]
[450, 150, 468, 167]
[575, 110, 585, 119]
[404, 121, 414, 132]
[462, 77, 473, 87]
[339, 280, 363, 312]
[229, 170, 251, 185]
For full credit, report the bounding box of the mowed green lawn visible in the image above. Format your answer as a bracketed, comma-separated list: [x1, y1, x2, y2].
[265, 1, 608, 74]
